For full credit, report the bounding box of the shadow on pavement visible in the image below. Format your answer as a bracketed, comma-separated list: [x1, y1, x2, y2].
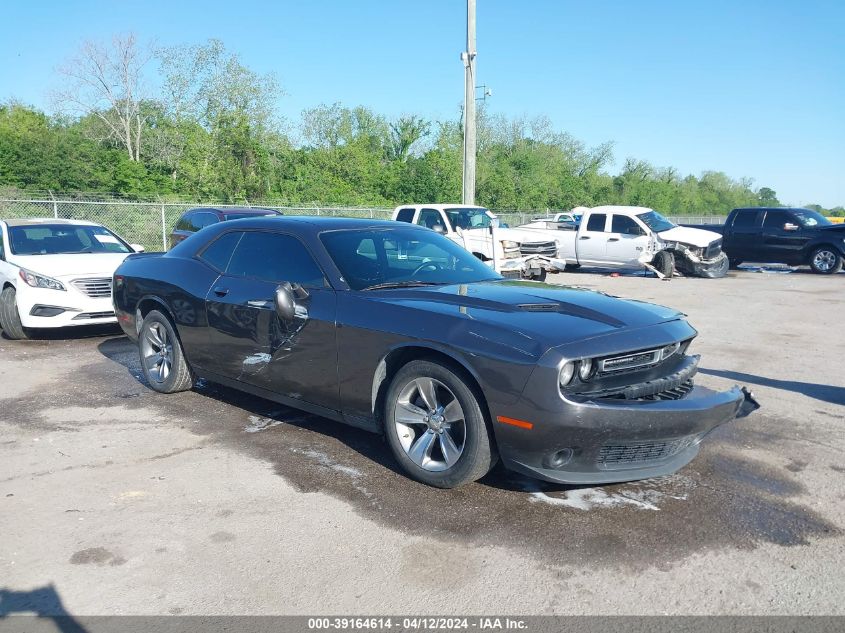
[700, 367, 845, 406]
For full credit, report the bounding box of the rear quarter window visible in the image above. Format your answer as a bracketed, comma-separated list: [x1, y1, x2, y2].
[198, 231, 243, 271]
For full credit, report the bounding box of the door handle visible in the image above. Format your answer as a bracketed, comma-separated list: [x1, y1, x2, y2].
[246, 299, 273, 309]
[607, 237, 620, 242]
[579, 236, 591, 240]
[212, 287, 229, 297]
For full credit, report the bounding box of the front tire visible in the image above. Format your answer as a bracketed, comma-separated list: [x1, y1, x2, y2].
[138, 310, 194, 393]
[653, 250, 675, 278]
[525, 269, 547, 282]
[809, 247, 843, 274]
[384, 360, 497, 488]
[0, 287, 29, 340]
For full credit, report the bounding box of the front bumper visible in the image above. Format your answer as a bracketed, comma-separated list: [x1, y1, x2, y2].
[494, 382, 759, 485]
[16, 285, 116, 328]
[498, 255, 568, 275]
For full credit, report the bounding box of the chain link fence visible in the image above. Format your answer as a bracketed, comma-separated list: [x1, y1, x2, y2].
[0, 197, 726, 252]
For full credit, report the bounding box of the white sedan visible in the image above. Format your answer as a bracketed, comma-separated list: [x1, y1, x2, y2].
[0, 218, 144, 339]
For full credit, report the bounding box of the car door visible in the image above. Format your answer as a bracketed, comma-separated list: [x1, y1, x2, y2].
[576, 212, 610, 265]
[0, 223, 16, 287]
[760, 210, 808, 264]
[204, 230, 339, 410]
[606, 214, 651, 267]
[725, 210, 762, 261]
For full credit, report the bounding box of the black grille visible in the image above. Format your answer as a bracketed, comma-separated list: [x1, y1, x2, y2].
[639, 380, 694, 401]
[519, 241, 557, 257]
[598, 435, 699, 466]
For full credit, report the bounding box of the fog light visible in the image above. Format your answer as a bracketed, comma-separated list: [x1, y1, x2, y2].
[578, 358, 594, 381]
[543, 448, 574, 469]
[559, 361, 575, 387]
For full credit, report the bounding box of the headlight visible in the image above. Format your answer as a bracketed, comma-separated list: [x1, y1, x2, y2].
[18, 268, 66, 291]
[501, 240, 519, 249]
[559, 361, 575, 387]
[578, 358, 594, 381]
[660, 341, 680, 360]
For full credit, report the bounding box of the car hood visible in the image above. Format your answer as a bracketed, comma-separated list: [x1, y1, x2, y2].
[658, 226, 721, 248]
[819, 223, 845, 233]
[11, 253, 131, 279]
[363, 280, 684, 357]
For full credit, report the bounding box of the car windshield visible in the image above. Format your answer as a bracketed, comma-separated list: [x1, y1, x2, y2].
[444, 207, 492, 231]
[8, 224, 131, 255]
[222, 212, 278, 221]
[791, 209, 832, 227]
[636, 210, 676, 233]
[320, 227, 502, 290]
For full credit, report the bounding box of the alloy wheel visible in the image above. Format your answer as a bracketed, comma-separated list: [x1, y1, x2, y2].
[813, 250, 837, 272]
[394, 377, 466, 472]
[141, 321, 173, 383]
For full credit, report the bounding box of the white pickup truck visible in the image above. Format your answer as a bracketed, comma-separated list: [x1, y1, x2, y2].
[392, 204, 566, 280]
[520, 205, 729, 278]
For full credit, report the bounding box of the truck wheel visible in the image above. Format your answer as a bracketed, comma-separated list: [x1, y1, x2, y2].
[729, 259, 743, 269]
[0, 287, 29, 340]
[809, 247, 843, 274]
[653, 251, 675, 278]
[138, 310, 195, 393]
[525, 269, 547, 282]
[384, 360, 497, 488]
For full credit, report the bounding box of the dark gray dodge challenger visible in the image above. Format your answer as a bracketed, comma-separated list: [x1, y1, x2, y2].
[113, 216, 759, 488]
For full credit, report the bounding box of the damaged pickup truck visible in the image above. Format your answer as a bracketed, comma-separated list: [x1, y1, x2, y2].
[113, 216, 758, 488]
[520, 205, 729, 278]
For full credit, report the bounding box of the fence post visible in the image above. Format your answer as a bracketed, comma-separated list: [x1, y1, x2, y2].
[160, 204, 167, 251]
[49, 190, 58, 218]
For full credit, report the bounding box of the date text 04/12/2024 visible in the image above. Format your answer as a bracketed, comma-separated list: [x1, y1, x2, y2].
[307, 618, 528, 630]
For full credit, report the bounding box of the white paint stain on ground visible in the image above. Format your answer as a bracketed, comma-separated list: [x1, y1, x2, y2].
[524, 474, 696, 511]
[244, 415, 286, 433]
[292, 447, 364, 478]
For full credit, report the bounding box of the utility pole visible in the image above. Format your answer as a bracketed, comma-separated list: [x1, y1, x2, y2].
[461, 0, 477, 205]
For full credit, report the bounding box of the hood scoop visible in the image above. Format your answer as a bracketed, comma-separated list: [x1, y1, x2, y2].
[517, 303, 559, 312]
[517, 300, 627, 328]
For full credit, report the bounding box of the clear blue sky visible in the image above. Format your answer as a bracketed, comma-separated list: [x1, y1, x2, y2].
[2, 0, 843, 206]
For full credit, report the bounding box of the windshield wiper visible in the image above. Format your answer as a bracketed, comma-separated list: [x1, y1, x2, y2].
[361, 281, 446, 291]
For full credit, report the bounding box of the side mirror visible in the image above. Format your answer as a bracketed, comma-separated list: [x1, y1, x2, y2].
[274, 283, 296, 322]
[432, 224, 446, 235]
[783, 223, 799, 232]
[130, 243, 145, 253]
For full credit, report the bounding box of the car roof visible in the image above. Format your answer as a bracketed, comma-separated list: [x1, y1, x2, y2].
[588, 205, 653, 214]
[218, 215, 425, 232]
[185, 206, 280, 215]
[3, 218, 100, 227]
[394, 204, 488, 211]
[732, 207, 814, 213]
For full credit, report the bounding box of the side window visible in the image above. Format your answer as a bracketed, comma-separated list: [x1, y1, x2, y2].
[732, 210, 757, 229]
[416, 209, 447, 231]
[0, 233, 5, 259]
[762, 211, 786, 229]
[195, 213, 219, 230]
[611, 215, 643, 235]
[226, 232, 325, 287]
[586, 213, 607, 232]
[396, 208, 415, 223]
[199, 231, 243, 271]
[176, 212, 194, 231]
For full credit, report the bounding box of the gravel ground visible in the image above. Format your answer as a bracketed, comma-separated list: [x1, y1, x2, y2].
[1, 267, 843, 616]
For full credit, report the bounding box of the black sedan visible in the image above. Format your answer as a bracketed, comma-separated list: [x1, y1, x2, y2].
[113, 216, 758, 488]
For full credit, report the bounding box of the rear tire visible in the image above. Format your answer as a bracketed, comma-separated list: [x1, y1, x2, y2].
[0, 287, 29, 340]
[383, 360, 497, 488]
[809, 247, 843, 274]
[138, 310, 194, 393]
